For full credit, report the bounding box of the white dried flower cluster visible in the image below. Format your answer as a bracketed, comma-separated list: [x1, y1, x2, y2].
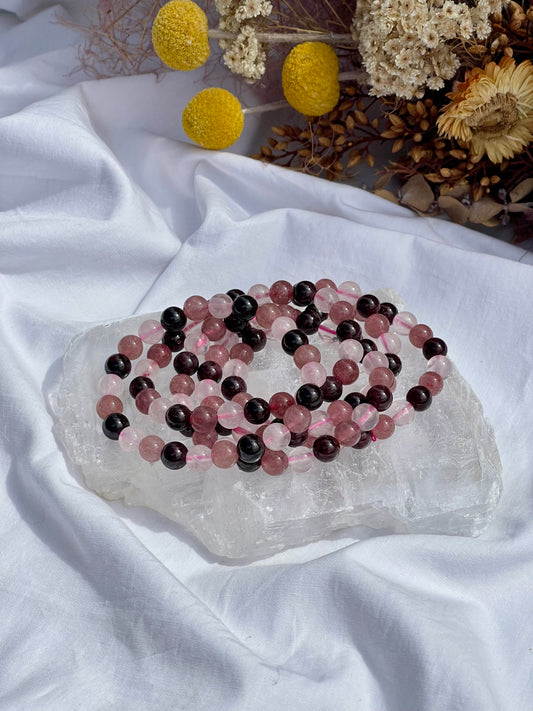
[352, 0, 507, 98]
[215, 0, 272, 80]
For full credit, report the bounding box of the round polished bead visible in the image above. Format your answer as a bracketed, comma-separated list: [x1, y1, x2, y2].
[338, 339, 364, 363]
[289, 429, 308, 447]
[162, 330, 185, 352]
[329, 301, 354, 325]
[419, 371, 444, 395]
[360, 339, 377, 357]
[337, 280, 361, 305]
[237, 434, 265, 463]
[333, 359, 360, 385]
[211, 440, 238, 468]
[353, 431, 372, 449]
[385, 353, 402, 376]
[232, 391, 252, 407]
[135, 388, 160, 415]
[186, 444, 212, 472]
[217, 401, 245, 429]
[148, 396, 172, 425]
[344, 392, 367, 409]
[300, 361, 327, 386]
[308, 410, 334, 438]
[409, 324, 433, 348]
[201, 395, 224, 411]
[183, 295, 209, 321]
[378, 302, 398, 324]
[208, 293, 233, 319]
[244, 398, 270, 425]
[118, 335, 143, 360]
[195, 379, 220, 402]
[118, 426, 144, 452]
[362, 350, 389, 373]
[138, 319, 164, 344]
[373, 415, 395, 440]
[232, 295, 258, 321]
[197, 361, 222, 383]
[247, 284, 270, 305]
[190, 406, 218, 433]
[365, 314, 390, 338]
[102, 412, 130, 440]
[296, 384, 323, 411]
[226, 288, 245, 301]
[352, 403, 379, 431]
[356, 294, 380, 318]
[133, 359, 160, 379]
[261, 449, 288, 476]
[215, 421, 233, 438]
[166, 403, 191, 431]
[406, 385, 432, 411]
[201, 317, 226, 342]
[317, 319, 338, 343]
[241, 327, 267, 352]
[105, 353, 131, 379]
[288, 446, 314, 472]
[389, 399, 414, 426]
[161, 441, 188, 470]
[146, 343, 172, 368]
[315, 287, 339, 313]
[169, 374, 195, 396]
[270, 280, 293, 305]
[294, 344, 321, 369]
[267, 392, 294, 418]
[262, 423, 291, 450]
[271, 316, 297, 341]
[221, 376, 246, 400]
[365, 385, 393, 412]
[392, 311, 417, 334]
[228, 343, 253, 365]
[237, 459, 261, 472]
[321, 376, 343, 402]
[139, 435, 165, 462]
[296, 309, 321, 335]
[161, 306, 187, 331]
[315, 278, 336, 290]
[173, 351, 199, 375]
[255, 303, 281, 329]
[422, 337, 448, 360]
[327, 400, 353, 425]
[292, 280, 316, 306]
[313, 435, 340, 462]
[284, 404, 312, 433]
[184, 332, 209, 356]
[334, 421, 361, 447]
[224, 313, 248, 334]
[426, 355, 452, 379]
[282, 329, 309, 355]
[169, 393, 194, 410]
[336, 319, 362, 341]
[128, 376, 154, 399]
[376, 332, 401, 354]
[96, 395, 123, 419]
[205, 345, 230, 366]
[278, 304, 301, 321]
[192, 430, 218, 448]
[369, 367, 396, 390]
[98, 374, 124, 397]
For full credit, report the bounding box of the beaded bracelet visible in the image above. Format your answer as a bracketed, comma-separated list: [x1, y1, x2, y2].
[96, 279, 452, 475]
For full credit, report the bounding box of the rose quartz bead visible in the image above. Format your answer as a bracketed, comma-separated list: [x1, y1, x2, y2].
[201, 317, 226, 342]
[169, 393, 195, 410]
[217, 401, 244, 429]
[190, 406, 217, 433]
[184, 332, 209, 356]
[362, 350, 389, 373]
[277, 305, 300, 321]
[338, 339, 364, 363]
[139, 435, 165, 462]
[208, 293, 233, 319]
[373, 415, 395, 440]
[223, 358, 248, 379]
[148, 396, 172, 424]
[118, 426, 144, 452]
[337, 280, 361, 305]
[186, 444, 212, 472]
[271, 316, 296, 340]
[138, 319, 164, 344]
[195, 379, 220, 402]
[315, 287, 339, 313]
[136, 388, 160, 415]
[219, 331, 239, 350]
[317, 319, 338, 343]
[409, 323, 433, 348]
[96, 395, 123, 419]
[262, 449, 289, 476]
[333, 359, 360, 385]
[294, 344, 321, 369]
[205, 345, 230, 366]
[183, 320, 201, 336]
[183, 295, 209, 321]
[118, 335, 143, 359]
[284, 404, 312, 433]
[134, 359, 160, 379]
[327, 400, 353, 425]
[303, 435, 317, 449]
[369, 367, 396, 390]
[376, 332, 402, 354]
[268, 392, 295, 418]
[334, 421, 361, 447]
[255, 303, 281, 329]
[308, 410, 334, 437]
[98, 374, 124, 397]
[211, 440, 239, 468]
[270, 280, 293, 305]
[419, 371, 444, 395]
[192, 430, 218, 448]
[288, 446, 314, 472]
[365, 314, 390, 338]
[147, 343, 172, 368]
[329, 300, 354, 324]
[232, 392, 252, 407]
[170, 374, 195, 396]
[201, 395, 224, 411]
[229, 343, 254, 365]
[392, 311, 417, 335]
[352, 403, 379, 431]
[231, 424, 257, 443]
[426, 355, 452, 379]
[262, 423, 291, 450]
[388, 399, 414, 426]
[300, 361, 327, 386]
[247, 283, 270, 304]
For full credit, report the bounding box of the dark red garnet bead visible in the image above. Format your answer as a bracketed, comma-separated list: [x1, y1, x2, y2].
[422, 337, 448, 360]
[406, 385, 432, 411]
[313, 435, 340, 462]
[366, 385, 393, 412]
[105, 353, 131, 379]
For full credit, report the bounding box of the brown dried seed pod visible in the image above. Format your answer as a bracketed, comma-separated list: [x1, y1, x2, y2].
[272, 126, 285, 136]
[354, 110, 368, 125]
[261, 145, 272, 156]
[346, 115, 355, 131]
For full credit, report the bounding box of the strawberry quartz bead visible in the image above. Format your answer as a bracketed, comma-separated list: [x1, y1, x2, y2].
[190, 406, 218, 433]
[329, 301, 354, 325]
[232, 392, 252, 407]
[365, 314, 389, 338]
[315, 278, 336, 290]
[147, 343, 172, 368]
[419, 371, 444, 395]
[332, 359, 360, 385]
[255, 303, 281, 329]
[294, 344, 321, 369]
[138, 319, 164, 344]
[170, 374, 195, 396]
[327, 400, 353, 425]
[229, 343, 254, 365]
[201, 317, 226, 342]
[262, 449, 289, 476]
[139, 435, 165, 462]
[183, 295, 209, 321]
[208, 293, 233, 319]
[270, 280, 293, 305]
[334, 421, 361, 447]
[369, 367, 396, 390]
[193, 430, 218, 448]
[278, 304, 301, 321]
[284, 404, 312, 433]
[205, 345, 230, 366]
[211, 440, 239, 468]
[118, 335, 143, 360]
[136, 388, 161, 415]
[373, 415, 395, 440]
[409, 324, 433, 347]
[268, 392, 295, 418]
[96, 395, 123, 419]
[201, 395, 224, 411]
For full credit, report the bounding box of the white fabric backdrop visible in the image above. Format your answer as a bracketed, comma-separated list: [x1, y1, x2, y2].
[1, 3, 532, 709]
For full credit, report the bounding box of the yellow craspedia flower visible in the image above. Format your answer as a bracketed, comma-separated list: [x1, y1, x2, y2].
[182, 88, 244, 149]
[282, 42, 339, 116]
[152, 0, 210, 71]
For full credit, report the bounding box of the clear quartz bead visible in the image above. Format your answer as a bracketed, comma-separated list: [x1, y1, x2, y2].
[186, 445, 212, 472]
[308, 410, 334, 437]
[317, 319, 338, 343]
[388, 399, 414, 426]
[352, 403, 379, 431]
[262, 423, 291, 450]
[426, 355, 452, 379]
[288, 446, 314, 472]
[391, 311, 417, 335]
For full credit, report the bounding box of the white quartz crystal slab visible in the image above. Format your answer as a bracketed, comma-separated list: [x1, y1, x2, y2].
[52, 307, 502, 560]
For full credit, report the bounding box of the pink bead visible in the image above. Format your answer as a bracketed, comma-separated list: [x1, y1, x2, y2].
[352, 403, 379, 431]
[232, 424, 257, 442]
[277, 305, 300, 321]
[392, 311, 417, 335]
[229, 343, 254, 365]
[294, 344, 321, 369]
[271, 316, 296, 340]
[365, 314, 389, 338]
[270, 280, 293, 305]
[184, 332, 209, 355]
[118, 335, 143, 359]
[388, 400, 414, 426]
[261, 449, 289, 476]
[134, 358, 160, 379]
[329, 301, 354, 324]
[219, 331, 239, 351]
[183, 295, 209, 321]
[376, 332, 402, 354]
[316, 278, 336, 290]
[308, 410, 334, 437]
[268, 392, 296, 418]
[409, 323, 433, 348]
[333, 359, 360, 385]
[232, 392, 251, 407]
[334, 421, 361, 447]
[217, 401, 244, 429]
[170, 374, 195, 396]
[201, 317, 226, 342]
[248, 283, 270, 304]
[192, 430, 218, 448]
[98, 374, 124, 397]
[190, 406, 217, 433]
[327, 400, 353, 425]
[362, 350, 389, 373]
[138, 319, 164, 344]
[96, 395, 123, 419]
[223, 358, 248, 379]
[208, 293, 233, 319]
[186, 444, 212, 472]
[139, 435, 165, 462]
[338, 339, 364, 363]
[183, 320, 201, 336]
[317, 319, 338, 343]
[373, 415, 395, 440]
[315, 287, 339, 313]
[118, 426, 144, 452]
[211, 440, 239, 468]
[337, 280, 361, 305]
[300, 361, 327, 386]
[205, 345, 230, 366]
[195, 379, 220, 402]
[136, 388, 160, 414]
[148, 396, 172, 424]
[369, 367, 396, 390]
[147, 343, 172, 368]
[426, 355, 452, 379]
[201, 395, 224, 411]
[419, 371, 444, 395]
[262, 423, 291, 450]
[169, 393, 194, 410]
[255, 303, 281, 329]
[284, 404, 312, 433]
[288, 446, 314, 472]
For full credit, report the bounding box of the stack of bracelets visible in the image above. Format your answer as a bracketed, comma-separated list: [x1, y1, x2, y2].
[96, 279, 452, 476]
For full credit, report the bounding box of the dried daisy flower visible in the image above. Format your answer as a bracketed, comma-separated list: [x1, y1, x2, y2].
[437, 56, 533, 163]
[282, 42, 340, 116]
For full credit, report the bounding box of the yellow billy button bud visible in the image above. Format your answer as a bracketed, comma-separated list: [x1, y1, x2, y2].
[152, 0, 210, 71]
[182, 88, 244, 150]
[282, 42, 340, 116]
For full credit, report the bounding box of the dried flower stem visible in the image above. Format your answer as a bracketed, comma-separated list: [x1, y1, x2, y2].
[208, 29, 354, 44]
